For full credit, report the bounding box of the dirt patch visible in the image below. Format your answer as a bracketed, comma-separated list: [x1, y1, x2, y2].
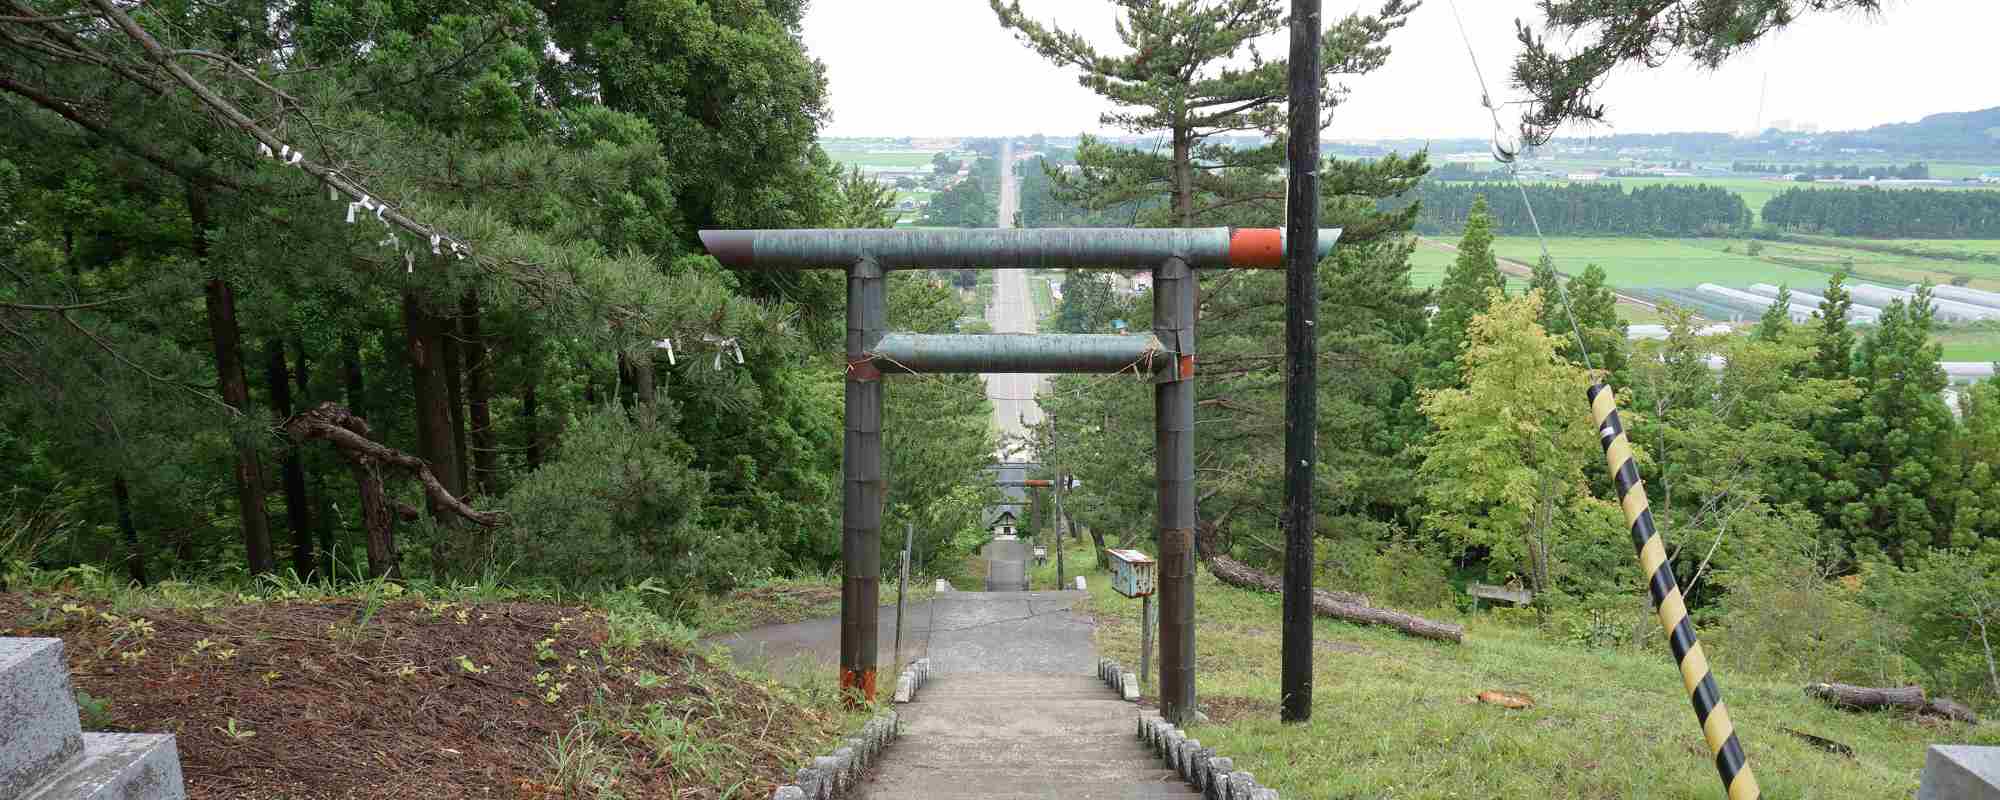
[1317, 639, 1370, 655]
[1198, 695, 1280, 724]
[0, 591, 844, 799]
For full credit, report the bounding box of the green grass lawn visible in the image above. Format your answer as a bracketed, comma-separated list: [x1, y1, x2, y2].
[1040, 537, 1987, 799]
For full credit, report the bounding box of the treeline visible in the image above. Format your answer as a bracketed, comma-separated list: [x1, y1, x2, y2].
[1014, 155, 1153, 228]
[1427, 162, 1502, 181]
[0, 0, 996, 598]
[1393, 182, 1752, 236]
[921, 157, 1001, 227]
[1733, 162, 1931, 179]
[1762, 186, 2000, 237]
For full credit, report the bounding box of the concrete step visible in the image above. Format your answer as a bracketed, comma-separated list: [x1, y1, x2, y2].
[20, 734, 185, 800]
[854, 665, 1199, 800]
[1, 638, 84, 800]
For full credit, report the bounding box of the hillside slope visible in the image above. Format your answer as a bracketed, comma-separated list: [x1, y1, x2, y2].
[0, 580, 861, 799]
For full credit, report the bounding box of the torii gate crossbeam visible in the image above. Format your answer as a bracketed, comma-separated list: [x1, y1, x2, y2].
[699, 227, 1340, 723]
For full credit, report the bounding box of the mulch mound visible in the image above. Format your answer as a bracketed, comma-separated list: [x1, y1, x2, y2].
[0, 591, 843, 799]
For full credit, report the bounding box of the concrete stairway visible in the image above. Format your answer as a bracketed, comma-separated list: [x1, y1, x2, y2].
[0, 638, 186, 800]
[854, 672, 1198, 800]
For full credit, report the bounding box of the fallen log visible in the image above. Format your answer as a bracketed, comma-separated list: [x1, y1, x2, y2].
[1204, 554, 1464, 644]
[1804, 682, 1982, 724]
[1805, 682, 1926, 712]
[1924, 698, 1980, 724]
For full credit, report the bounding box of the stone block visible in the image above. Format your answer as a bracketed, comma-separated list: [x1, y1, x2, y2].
[812, 756, 843, 793]
[1178, 739, 1201, 780]
[1203, 758, 1233, 800]
[1190, 747, 1215, 790]
[19, 733, 184, 800]
[1121, 670, 1140, 701]
[934, 578, 951, 593]
[772, 786, 805, 800]
[1922, 745, 2000, 800]
[795, 767, 826, 800]
[1250, 789, 1279, 800]
[2, 637, 84, 800]
[1227, 772, 1257, 800]
[1075, 576, 1087, 590]
[893, 673, 913, 703]
[1162, 730, 1185, 765]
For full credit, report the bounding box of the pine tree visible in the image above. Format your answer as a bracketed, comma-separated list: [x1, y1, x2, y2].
[1812, 272, 1857, 380]
[1421, 196, 1506, 390]
[991, 0, 1415, 226]
[1829, 285, 1958, 559]
[1755, 284, 1795, 342]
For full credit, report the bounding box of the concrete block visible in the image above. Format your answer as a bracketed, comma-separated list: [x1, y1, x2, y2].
[1162, 730, 1185, 766]
[2, 637, 85, 800]
[1075, 576, 1087, 590]
[20, 733, 184, 800]
[1227, 772, 1257, 800]
[795, 767, 826, 800]
[1251, 789, 1279, 800]
[812, 756, 843, 793]
[1190, 747, 1216, 790]
[893, 673, 913, 703]
[844, 737, 868, 767]
[772, 786, 805, 800]
[934, 578, 950, 593]
[1204, 758, 1234, 800]
[1121, 670, 1140, 701]
[1922, 745, 2000, 800]
[1176, 739, 1201, 779]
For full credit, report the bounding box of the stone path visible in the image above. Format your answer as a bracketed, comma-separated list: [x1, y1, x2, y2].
[852, 591, 1198, 799]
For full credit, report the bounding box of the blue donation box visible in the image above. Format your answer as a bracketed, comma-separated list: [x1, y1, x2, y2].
[1106, 548, 1156, 598]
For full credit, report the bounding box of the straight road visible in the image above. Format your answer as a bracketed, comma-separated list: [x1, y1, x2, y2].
[986, 140, 1044, 461]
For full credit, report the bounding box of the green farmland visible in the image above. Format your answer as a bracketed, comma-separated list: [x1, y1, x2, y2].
[1488, 237, 1833, 288]
[826, 150, 939, 169]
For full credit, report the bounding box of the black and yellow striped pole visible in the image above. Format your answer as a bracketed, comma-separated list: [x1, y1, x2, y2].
[1589, 384, 1759, 800]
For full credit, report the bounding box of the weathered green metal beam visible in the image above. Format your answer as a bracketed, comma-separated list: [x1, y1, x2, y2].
[698, 227, 1342, 270]
[869, 333, 1169, 375]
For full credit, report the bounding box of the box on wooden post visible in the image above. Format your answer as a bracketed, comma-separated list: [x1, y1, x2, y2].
[1106, 549, 1156, 598]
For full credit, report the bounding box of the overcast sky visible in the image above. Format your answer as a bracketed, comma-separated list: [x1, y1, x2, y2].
[801, 0, 2000, 141]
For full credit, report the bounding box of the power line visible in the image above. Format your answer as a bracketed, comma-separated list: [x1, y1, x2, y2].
[1443, 0, 1598, 373]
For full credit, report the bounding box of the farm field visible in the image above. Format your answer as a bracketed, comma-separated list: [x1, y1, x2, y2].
[1487, 236, 1833, 288]
[1927, 163, 2000, 180]
[825, 150, 937, 168]
[1728, 239, 2000, 291]
[1937, 328, 2000, 362]
[1864, 238, 2000, 259]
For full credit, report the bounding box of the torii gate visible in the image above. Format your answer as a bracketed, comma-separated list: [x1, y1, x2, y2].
[700, 227, 1339, 723]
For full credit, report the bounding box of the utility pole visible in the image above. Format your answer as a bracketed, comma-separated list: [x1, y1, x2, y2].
[1281, 0, 1323, 724]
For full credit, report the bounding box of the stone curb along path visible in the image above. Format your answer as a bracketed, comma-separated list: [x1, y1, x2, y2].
[772, 658, 931, 800]
[1098, 658, 1282, 800]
